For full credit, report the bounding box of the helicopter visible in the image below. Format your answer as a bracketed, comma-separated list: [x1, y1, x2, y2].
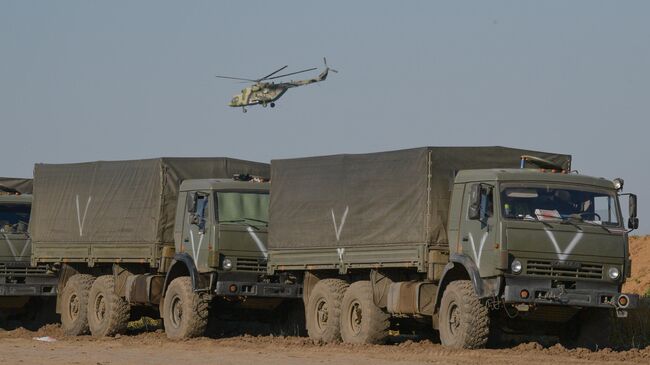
[216, 58, 337, 112]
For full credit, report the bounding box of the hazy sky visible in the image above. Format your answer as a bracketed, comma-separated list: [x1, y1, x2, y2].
[1, 1, 648, 233]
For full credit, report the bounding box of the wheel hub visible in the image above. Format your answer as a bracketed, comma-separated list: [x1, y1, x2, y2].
[94, 294, 106, 322]
[448, 302, 461, 336]
[315, 298, 329, 330]
[348, 300, 362, 335]
[69, 294, 80, 320]
[170, 296, 183, 328]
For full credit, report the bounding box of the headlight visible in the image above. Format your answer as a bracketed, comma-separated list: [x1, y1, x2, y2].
[608, 267, 620, 280]
[222, 258, 233, 270]
[613, 178, 624, 191]
[511, 259, 523, 274]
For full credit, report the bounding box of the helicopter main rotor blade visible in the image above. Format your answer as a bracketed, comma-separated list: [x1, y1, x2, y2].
[258, 65, 289, 81]
[215, 75, 258, 82]
[264, 67, 318, 80]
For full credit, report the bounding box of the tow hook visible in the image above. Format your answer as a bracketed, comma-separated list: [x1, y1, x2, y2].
[539, 288, 569, 304]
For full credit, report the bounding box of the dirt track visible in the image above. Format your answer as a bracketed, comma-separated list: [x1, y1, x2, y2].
[1, 325, 649, 365]
[3, 236, 649, 365]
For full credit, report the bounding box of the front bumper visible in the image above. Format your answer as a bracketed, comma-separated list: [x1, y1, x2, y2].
[215, 280, 302, 298]
[503, 276, 638, 310]
[0, 281, 57, 297]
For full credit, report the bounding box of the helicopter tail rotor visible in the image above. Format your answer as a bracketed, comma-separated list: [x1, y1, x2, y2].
[323, 57, 338, 73]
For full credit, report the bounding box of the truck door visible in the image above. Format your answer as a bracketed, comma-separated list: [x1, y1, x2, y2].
[458, 183, 499, 278]
[182, 192, 211, 272]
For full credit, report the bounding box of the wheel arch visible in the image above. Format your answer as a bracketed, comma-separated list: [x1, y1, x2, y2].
[162, 253, 201, 295]
[433, 254, 484, 314]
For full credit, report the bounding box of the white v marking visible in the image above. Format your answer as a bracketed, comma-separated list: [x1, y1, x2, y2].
[75, 195, 92, 237]
[468, 232, 488, 269]
[2, 234, 17, 259]
[331, 206, 349, 241]
[189, 230, 205, 267]
[544, 229, 584, 261]
[1, 235, 31, 262]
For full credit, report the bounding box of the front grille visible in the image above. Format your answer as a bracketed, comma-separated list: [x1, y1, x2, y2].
[235, 257, 265, 272]
[526, 260, 603, 279]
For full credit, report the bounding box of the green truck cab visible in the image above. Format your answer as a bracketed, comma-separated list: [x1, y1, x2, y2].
[267, 147, 639, 349]
[0, 184, 57, 319]
[162, 178, 300, 339]
[444, 168, 638, 346]
[30, 159, 300, 339]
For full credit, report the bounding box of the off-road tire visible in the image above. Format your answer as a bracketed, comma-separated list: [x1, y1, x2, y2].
[163, 277, 209, 340]
[340, 281, 390, 344]
[87, 275, 130, 337]
[306, 278, 349, 342]
[438, 280, 490, 349]
[60, 274, 95, 336]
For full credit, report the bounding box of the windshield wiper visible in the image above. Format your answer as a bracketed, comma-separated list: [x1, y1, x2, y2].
[220, 217, 268, 228]
[560, 217, 583, 231]
[522, 215, 553, 228]
[242, 217, 268, 224]
[579, 219, 612, 233]
[563, 215, 612, 233]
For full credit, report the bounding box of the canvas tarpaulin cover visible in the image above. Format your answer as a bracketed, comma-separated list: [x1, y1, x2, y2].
[0, 178, 33, 194]
[31, 158, 269, 245]
[268, 147, 571, 249]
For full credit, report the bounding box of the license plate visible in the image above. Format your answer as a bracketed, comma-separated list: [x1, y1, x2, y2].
[551, 260, 581, 269]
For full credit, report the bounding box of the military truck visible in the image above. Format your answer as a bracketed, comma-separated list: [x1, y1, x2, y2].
[267, 147, 639, 349]
[0, 178, 57, 323]
[30, 158, 302, 339]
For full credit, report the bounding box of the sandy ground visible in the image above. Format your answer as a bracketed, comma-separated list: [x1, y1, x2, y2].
[624, 236, 650, 295]
[1, 325, 650, 365]
[2, 235, 649, 365]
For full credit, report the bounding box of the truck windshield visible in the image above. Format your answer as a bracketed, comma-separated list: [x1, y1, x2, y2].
[500, 184, 620, 226]
[216, 192, 269, 226]
[0, 203, 30, 233]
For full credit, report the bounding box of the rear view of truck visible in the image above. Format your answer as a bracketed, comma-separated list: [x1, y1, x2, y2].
[268, 147, 638, 348]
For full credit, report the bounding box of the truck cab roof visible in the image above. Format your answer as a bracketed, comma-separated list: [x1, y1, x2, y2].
[455, 168, 615, 190]
[180, 178, 269, 192]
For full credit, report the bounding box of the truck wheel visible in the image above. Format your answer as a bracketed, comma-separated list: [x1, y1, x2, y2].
[163, 277, 209, 340]
[438, 280, 489, 349]
[306, 278, 349, 342]
[87, 275, 130, 337]
[340, 281, 390, 344]
[60, 274, 95, 336]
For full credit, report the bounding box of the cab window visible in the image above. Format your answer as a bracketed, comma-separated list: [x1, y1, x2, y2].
[216, 192, 269, 226]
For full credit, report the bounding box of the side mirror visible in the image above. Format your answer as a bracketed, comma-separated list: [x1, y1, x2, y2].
[187, 192, 198, 214]
[629, 194, 637, 218]
[468, 184, 481, 220]
[628, 194, 639, 230]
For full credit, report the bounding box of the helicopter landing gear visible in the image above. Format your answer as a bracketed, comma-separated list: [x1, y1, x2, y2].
[242, 107, 247, 113]
[270, 102, 275, 108]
